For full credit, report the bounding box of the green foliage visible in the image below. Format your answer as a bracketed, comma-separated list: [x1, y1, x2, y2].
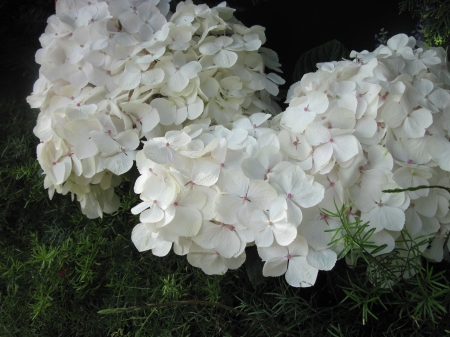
[292, 40, 350, 83]
[399, 0, 450, 50]
[1, 98, 450, 336]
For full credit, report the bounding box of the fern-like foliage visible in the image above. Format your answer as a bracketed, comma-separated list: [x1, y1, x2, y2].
[399, 0, 450, 50]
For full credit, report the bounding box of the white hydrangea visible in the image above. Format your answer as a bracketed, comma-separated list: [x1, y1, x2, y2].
[30, 1, 450, 287]
[29, 0, 283, 218]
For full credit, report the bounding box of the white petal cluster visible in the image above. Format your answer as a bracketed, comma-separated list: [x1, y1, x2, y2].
[130, 33, 450, 287]
[29, 2, 450, 287]
[28, 0, 283, 218]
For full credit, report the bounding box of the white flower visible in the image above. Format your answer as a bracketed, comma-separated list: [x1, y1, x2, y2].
[269, 163, 325, 226]
[187, 243, 246, 275]
[247, 197, 296, 247]
[258, 236, 319, 287]
[382, 100, 432, 138]
[355, 183, 406, 233]
[281, 91, 329, 134]
[199, 36, 242, 68]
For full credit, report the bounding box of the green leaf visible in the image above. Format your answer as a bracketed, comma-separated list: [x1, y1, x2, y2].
[245, 246, 265, 288]
[293, 40, 350, 83]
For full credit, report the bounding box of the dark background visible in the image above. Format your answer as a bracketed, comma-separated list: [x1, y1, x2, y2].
[0, 0, 416, 103]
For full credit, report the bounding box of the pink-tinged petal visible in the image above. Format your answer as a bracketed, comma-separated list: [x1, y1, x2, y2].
[282, 107, 316, 134]
[285, 256, 318, 287]
[306, 248, 337, 271]
[140, 204, 164, 223]
[263, 256, 288, 277]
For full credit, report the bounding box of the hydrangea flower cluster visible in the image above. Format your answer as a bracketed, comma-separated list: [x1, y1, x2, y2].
[130, 33, 450, 287]
[28, 0, 283, 218]
[29, 0, 450, 287]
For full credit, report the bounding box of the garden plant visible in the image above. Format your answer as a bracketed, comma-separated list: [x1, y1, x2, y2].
[1, 0, 450, 336]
